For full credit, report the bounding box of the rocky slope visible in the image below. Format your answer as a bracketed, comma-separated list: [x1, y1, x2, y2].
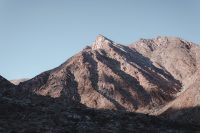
[0, 75, 15, 96]
[154, 69, 200, 125]
[130, 36, 200, 90]
[0, 76, 15, 89]
[0, 82, 199, 133]
[129, 36, 200, 124]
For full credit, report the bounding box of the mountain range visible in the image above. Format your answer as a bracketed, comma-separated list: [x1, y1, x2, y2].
[1, 35, 200, 132]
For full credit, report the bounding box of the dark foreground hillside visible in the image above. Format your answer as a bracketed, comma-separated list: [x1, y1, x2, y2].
[0, 94, 199, 133]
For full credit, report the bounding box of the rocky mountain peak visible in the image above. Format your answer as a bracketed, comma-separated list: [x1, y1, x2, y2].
[154, 36, 182, 46]
[135, 36, 184, 48]
[92, 34, 113, 50]
[152, 36, 193, 49]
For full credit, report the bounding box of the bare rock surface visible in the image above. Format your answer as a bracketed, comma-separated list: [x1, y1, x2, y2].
[130, 36, 199, 89]
[130, 36, 200, 124]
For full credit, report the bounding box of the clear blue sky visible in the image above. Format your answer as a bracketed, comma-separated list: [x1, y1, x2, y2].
[0, 0, 200, 80]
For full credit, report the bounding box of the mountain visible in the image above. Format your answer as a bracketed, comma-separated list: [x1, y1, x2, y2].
[18, 35, 200, 114]
[10, 78, 28, 85]
[19, 35, 185, 113]
[129, 36, 200, 124]
[0, 75, 14, 89]
[130, 36, 200, 90]
[1, 35, 200, 132]
[0, 75, 15, 96]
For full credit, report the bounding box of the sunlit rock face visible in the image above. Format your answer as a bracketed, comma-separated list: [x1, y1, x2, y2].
[92, 35, 113, 50]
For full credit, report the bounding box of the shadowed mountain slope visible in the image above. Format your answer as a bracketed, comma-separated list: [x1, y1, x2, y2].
[0, 86, 199, 133]
[0, 76, 15, 89]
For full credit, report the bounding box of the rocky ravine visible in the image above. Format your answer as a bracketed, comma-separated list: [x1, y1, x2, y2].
[0, 35, 200, 132]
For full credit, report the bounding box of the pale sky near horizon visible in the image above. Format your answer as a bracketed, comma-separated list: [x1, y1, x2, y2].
[0, 0, 200, 80]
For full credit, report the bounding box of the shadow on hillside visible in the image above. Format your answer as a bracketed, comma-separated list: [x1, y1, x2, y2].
[82, 51, 126, 110]
[107, 44, 183, 102]
[80, 44, 183, 110]
[60, 70, 81, 103]
[18, 70, 51, 92]
[0, 91, 200, 132]
[159, 106, 200, 126]
[95, 51, 150, 107]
